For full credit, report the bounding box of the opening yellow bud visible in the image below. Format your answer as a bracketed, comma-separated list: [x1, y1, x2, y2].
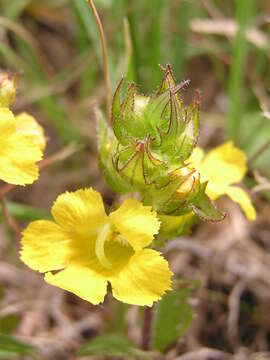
[175, 167, 199, 196]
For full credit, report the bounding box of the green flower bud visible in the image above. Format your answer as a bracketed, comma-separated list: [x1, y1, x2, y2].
[97, 65, 225, 225]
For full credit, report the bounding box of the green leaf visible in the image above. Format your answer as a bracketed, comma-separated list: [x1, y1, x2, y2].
[1, 201, 51, 222]
[152, 287, 194, 353]
[77, 334, 149, 359]
[0, 334, 35, 359]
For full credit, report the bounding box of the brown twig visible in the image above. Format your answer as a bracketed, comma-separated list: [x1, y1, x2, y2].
[0, 197, 21, 237]
[86, 0, 112, 123]
[227, 281, 246, 349]
[174, 347, 232, 360]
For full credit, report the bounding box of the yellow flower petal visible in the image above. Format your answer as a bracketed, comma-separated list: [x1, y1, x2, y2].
[200, 142, 247, 186]
[45, 266, 107, 305]
[52, 188, 108, 235]
[205, 181, 227, 200]
[15, 112, 46, 151]
[0, 108, 43, 185]
[0, 107, 16, 133]
[20, 220, 72, 272]
[109, 198, 160, 251]
[110, 249, 172, 306]
[188, 147, 204, 169]
[226, 186, 256, 221]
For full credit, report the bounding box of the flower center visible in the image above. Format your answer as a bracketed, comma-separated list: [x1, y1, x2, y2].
[95, 223, 113, 269]
[95, 224, 134, 271]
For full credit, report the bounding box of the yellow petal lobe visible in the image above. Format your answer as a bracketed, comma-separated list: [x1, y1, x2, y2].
[109, 198, 160, 251]
[200, 142, 247, 185]
[188, 147, 204, 169]
[45, 266, 107, 305]
[15, 112, 46, 151]
[52, 188, 108, 235]
[226, 186, 256, 221]
[20, 220, 72, 272]
[110, 249, 172, 306]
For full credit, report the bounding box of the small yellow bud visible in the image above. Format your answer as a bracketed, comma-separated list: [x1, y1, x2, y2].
[0, 73, 17, 107]
[175, 166, 199, 197]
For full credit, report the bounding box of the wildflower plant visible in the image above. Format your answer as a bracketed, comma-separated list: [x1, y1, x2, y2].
[17, 1, 256, 311]
[19, 62, 256, 307]
[0, 1, 261, 357]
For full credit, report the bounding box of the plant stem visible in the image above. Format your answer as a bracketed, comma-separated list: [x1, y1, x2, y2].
[142, 306, 152, 351]
[0, 197, 21, 237]
[86, 0, 112, 123]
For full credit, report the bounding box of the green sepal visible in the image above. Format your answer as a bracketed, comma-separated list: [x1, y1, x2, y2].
[111, 79, 130, 146]
[177, 91, 200, 161]
[96, 107, 132, 194]
[143, 169, 192, 213]
[113, 140, 169, 190]
[187, 182, 226, 221]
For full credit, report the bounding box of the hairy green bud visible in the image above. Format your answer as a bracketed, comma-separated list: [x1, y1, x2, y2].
[97, 65, 224, 226]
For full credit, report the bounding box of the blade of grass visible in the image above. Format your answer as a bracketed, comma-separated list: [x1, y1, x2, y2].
[123, 17, 136, 83]
[145, 0, 165, 87]
[227, 0, 255, 141]
[0, 0, 31, 19]
[172, 1, 195, 80]
[71, 2, 99, 98]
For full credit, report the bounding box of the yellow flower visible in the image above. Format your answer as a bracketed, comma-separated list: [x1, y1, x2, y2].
[20, 188, 172, 306]
[0, 107, 45, 185]
[187, 142, 256, 220]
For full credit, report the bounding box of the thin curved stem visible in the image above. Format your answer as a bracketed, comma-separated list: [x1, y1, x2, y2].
[86, 0, 112, 123]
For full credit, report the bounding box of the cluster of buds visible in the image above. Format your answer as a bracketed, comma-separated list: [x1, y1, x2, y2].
[97, 65, 224, 238]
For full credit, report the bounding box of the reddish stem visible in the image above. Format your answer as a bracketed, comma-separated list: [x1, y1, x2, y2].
[142, 306, 153, 351]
